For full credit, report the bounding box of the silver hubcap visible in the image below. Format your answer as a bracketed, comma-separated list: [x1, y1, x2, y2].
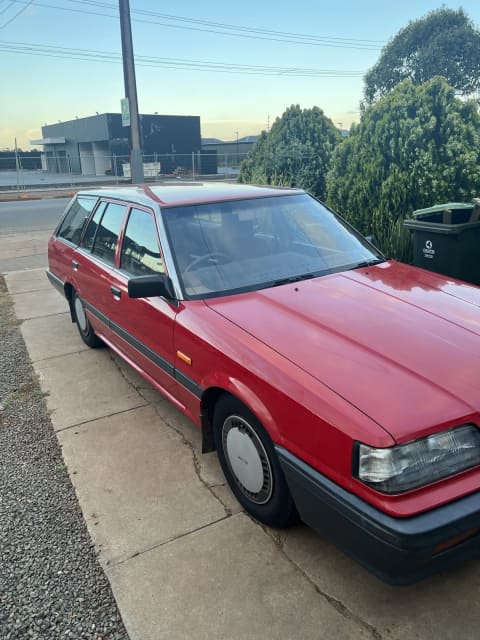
[74, 296, 88, 332]
[222, 415, 273, 505]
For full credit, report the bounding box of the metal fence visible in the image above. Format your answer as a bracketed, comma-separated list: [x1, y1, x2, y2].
[0, 151, 251, 192]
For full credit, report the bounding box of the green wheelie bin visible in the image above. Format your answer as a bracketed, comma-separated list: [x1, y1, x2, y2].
[404, 201, 480, 285]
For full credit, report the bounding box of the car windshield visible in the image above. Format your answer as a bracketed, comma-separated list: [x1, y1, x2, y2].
[163, 193, 384, 298]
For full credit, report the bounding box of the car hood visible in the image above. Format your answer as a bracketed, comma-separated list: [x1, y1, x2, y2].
[205, 261, 480, 442]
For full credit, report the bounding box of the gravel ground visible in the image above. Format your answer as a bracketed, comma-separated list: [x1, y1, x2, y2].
[0, 277, 129, 640]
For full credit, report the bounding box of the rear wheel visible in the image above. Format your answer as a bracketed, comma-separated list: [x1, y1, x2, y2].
[72, 291, 103, 348]
[214, 394, 298, 528]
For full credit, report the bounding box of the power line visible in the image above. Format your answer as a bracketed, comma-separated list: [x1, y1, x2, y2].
[8, 0, 384, 49]
[71, 0, 385, 46]
[0, 39, 365, 76]
[0, 2, 17, 16]
[0, 0, 33, 28]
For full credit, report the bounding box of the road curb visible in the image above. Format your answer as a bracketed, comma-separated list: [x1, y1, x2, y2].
[0, 190, 77, 203]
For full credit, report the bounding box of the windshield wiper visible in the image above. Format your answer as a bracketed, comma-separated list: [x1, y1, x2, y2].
[271, 273, 316, 287]
[349, 258, 385, 270]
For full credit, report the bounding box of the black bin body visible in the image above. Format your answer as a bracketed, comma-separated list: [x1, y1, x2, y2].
[404, 204, 480, 285]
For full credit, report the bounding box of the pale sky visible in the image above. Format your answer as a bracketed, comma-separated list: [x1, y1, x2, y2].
[1, 0, 480, 149]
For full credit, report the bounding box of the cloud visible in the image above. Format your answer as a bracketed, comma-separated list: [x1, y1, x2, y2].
[0, 127, 42, 151]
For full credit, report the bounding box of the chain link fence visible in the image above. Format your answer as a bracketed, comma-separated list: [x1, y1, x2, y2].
[0, 151, 250, 192]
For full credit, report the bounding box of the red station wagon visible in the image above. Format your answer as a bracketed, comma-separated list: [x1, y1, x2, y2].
[47, 182, 480, 584]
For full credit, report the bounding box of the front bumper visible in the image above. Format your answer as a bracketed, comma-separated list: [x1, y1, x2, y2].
[276, 446, 480, 584]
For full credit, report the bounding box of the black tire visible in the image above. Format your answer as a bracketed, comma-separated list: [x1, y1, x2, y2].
[72, 291, 103, 348]
[214, 394, 298, 528]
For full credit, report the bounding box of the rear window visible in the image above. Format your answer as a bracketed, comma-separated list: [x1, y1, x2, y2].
[57, 196, 98, 245]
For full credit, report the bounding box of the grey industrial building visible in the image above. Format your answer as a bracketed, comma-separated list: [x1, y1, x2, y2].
[31, 113, 201, 176]
[202, 137, 257, 161]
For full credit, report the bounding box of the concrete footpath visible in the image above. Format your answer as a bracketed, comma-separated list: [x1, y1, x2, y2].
[4, 262, 480, 638]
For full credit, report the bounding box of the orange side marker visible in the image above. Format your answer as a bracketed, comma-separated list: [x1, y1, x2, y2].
[176, 350, 192, 366]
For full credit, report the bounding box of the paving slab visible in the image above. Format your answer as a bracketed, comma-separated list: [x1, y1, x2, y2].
[0, 230, 50, 260]
[111, 352, 242, 516]
[0, 231, 50, 272]
[9, 287, 67, 320]
[33, 349, 147, 430]
[0, 252, 48, 273]
[20, 312, 88, 362]
[4, 266, 51, 293]
[57, 404, 227, 565]
[280, 525, 480, 640]
[108, 513, 375, 640]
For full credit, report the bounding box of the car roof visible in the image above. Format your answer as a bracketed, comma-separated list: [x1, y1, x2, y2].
[77, 182, 304, 208]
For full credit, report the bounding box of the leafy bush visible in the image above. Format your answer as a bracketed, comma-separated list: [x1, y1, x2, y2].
[326, 78, 480, 261]
[239, 105, 341, 200]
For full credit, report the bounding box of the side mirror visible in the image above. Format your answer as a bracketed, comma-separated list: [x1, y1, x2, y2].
[365, 234, 377, 247]
[128, 274, 176, 300]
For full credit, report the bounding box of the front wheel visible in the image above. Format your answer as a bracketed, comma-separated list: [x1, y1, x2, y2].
[72, 291, 103, 348]
[214, 394, 298, 528]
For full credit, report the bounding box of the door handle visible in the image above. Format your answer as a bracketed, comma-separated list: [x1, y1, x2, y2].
[110, 285, 122, 298]
[72, 260, 79, 270]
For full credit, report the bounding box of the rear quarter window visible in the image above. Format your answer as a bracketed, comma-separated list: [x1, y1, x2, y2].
[81, 201, 108, 252]
[56, 196, 98, 245]
[91, 202, 127, 265]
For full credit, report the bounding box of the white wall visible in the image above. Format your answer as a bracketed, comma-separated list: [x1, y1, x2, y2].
[79, 143, 95, 175]
[92, 142, 110, 176]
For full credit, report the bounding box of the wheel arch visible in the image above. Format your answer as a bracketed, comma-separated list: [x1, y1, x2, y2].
[64, 282, 76, 323]
[200, 379, 279, 454]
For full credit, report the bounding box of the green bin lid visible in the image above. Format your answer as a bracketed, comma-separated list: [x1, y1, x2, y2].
[413, 202, 473, 218]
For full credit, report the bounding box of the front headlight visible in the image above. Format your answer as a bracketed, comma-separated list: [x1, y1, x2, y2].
[357, 424, 480, 493]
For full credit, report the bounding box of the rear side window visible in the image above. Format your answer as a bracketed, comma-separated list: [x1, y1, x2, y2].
[57, 196, 97, 244]
[91, 202, 126, 265]
[120, 208, 165, 275]
[81, 201, 108, 252]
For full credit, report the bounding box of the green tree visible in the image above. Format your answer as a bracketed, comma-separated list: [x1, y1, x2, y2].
[239, 105, 341, 200]
[364, 8, 480, 104]
[326, 77, 480, 261]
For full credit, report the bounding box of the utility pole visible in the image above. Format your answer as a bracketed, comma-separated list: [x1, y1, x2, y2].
[119, 0, 144, 184]
[14, 138, 21, 193]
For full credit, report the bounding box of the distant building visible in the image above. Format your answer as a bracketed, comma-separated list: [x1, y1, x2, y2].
[31, 113, 201, 175]
[201, 137, 223, 145]
[201, 136, 258, 172]
[201, 135, 258, 157]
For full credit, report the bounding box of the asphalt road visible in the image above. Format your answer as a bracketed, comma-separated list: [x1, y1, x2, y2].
[0, 197, 70, 235]
[0, 197, 69, 272]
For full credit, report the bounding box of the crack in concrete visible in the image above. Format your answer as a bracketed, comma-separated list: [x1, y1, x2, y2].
[190, 444, 233, 517]
[107, 353, 382, 638]
[53, 403, 149, 433]
[108, 354, 232, 518]
[12, 312, 70, 321]
[10, 289, 59, 298]
[112, 514, 233, 567]
[8, 287, 53, 295]
[260, 525, 384, 640]
[31, 347, 90, 364]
